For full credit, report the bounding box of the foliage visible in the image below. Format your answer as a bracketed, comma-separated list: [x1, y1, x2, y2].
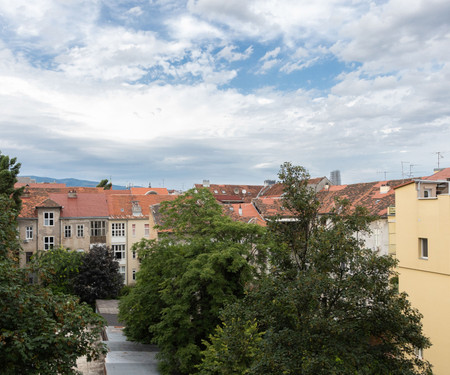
[0, 259, 107, 375]
[33, 247, 84, 295]
[96, 179, 112, 190]
[0, 151, 107, 374]
[0, 151, 23, 211]
[73, 245, 123, 306]
[199, 162, 432, 375]
[0, 195, 21, 260]
[0, 151, 23, 260]
[119, 188, 268, 375]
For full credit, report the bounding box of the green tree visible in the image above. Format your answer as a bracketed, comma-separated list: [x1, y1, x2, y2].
[96, 179, 112, 190]
[0, 260, 106, 374]
[0, 151, 23, 260]
[199, 162, 432, 375]
[0, 152, 107, 374]
[119, 188, 268, 375]
[33, 247, 84, 295]
[0, 151, 23, 211]
[73, 245, 123, 306]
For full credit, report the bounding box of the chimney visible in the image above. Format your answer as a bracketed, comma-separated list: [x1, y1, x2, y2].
[380, 185, 390, 194]
[203, 180, 210, 187]
[132, 201, 142, 216]
[68, 190, 77, 198]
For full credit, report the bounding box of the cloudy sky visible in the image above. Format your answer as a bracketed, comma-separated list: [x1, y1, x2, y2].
[1, 0, 449, 189]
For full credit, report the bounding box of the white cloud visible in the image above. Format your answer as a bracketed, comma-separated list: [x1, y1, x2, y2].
[217, 45, 253, 62]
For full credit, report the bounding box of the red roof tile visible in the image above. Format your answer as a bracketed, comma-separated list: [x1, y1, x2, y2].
[107, 194, 177, 218]
[194, 184, 264, 203]
[49, 193, 109, 218]
[425, 167, 450, 181]
[223, 203, 266, 226]
[130, 187, 169, 195]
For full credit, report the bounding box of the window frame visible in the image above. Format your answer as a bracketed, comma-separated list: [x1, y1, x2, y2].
[112, 244, 126, 260]
[419, 238, 428, 259]
[44, 236, 54, 250]
[90, 221, 106, 236]
[26, 226, 33, 240]
[77, 224, 84, 237]
[44, 212, 54, 226]
[111, 222, 126, 237]
[144, 224, 150, 237]
[64, 225, 72, 238]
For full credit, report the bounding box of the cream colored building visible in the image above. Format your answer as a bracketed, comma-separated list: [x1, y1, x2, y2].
[395, 178, 450, 373]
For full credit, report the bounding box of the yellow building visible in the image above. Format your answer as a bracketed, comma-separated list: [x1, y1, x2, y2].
[395, 178, 450, 373]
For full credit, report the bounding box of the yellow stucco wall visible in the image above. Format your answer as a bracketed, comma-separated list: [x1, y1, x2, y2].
[396, 182, 450, 374]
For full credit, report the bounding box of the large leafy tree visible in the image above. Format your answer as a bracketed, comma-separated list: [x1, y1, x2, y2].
[119, 188, 268, 375]
[73, 245, 123, 306]
[33, 247, 84, 295]
[0, 152, 107, 374]
[199, 162, 432, 375]
[0, 261, 106, 374]
[0, 151, 23, 260]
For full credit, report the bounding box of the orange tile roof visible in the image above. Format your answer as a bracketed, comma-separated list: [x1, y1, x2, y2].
[194, 184, 264, 203]
[107, 194, 177, 218]
[130, 187, 169, 195]
[257, 177, 329, 197]
[425, 167, 450, 181]
[223, 203, 266, 226]
[49, 193, 109, 218]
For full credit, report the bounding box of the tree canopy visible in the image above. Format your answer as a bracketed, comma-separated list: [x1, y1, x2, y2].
[198, 162, 432, 375]
[0, 152, 107, 374]
[96, 179, 112, 190]
[119, 188, 268, 375]
[73, 245, 123, 306]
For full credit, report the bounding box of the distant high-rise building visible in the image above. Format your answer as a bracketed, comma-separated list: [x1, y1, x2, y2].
[330, 170, 341, 185]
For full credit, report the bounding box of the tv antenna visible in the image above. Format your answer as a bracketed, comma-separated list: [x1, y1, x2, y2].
[435, 152, 444, 169]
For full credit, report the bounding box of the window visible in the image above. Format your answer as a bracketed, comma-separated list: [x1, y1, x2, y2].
[112, 244, 126, 260]
[112, 223, 125, 237]
[419, 238, 428, 259]
[132, 268, 136, 281]
[144, 224, 150, 237]
[77, 224, 84, 237]
[26, 226, 33, 240]
[44, 212, 54, 226]
[424, 189, 432, 198]
[90, 221, 106, 236]
[132, 250, 137, 259]
[25, 252, 33, 263]
[132, 224, 136, 237]
[120, 266, 126, 282]
[64, 225, 72, 238]
[414, 347, 423, 360]
[44, 236, 54, 250]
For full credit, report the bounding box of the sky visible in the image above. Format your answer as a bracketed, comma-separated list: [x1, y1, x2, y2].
[0, 0, 449, 190]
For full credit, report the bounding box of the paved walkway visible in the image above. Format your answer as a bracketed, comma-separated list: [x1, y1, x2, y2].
[97, 300, 161, 375]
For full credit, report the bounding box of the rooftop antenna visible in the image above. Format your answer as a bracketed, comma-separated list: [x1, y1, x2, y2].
[401, 161, 409, 179]
[377, 171, 391, 181]
[409, 164, 418, 178]
[435, 152, 444, 169]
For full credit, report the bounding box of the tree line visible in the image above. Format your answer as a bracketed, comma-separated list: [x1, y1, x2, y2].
[119, 162, 433, 375]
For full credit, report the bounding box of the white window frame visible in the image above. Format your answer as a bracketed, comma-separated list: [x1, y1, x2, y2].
[112, 223, 125, 237]
[144, 224, 150, 237]
[77, 224, 84, 237]
[44, 212, 54, 226]
[132, 224, 136, 237]
[419, 238, 428, 259]
[120, 266, 126, 282]
[64, 225, 72, 238]
[44, 236, 54, 250]
[26, 226, 33, 240]
[112, 244, 126, 260]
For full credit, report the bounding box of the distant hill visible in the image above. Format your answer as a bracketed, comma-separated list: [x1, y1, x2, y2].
[20, 176, 128, 190]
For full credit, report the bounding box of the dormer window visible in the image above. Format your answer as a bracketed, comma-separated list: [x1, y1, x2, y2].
[423, 189, 432, 198]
